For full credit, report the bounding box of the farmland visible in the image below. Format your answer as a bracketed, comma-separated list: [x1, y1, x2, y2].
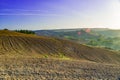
[0, 57, 120, 80]
[0, 30, 120, 80]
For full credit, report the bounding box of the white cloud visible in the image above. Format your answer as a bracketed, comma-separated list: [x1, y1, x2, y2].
[0, 9, 62, 16]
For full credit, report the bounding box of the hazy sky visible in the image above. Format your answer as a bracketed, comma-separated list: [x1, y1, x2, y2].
[0, 0, 120, 30]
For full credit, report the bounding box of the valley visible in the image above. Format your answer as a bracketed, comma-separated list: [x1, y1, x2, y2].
[35, 28, 120, 51]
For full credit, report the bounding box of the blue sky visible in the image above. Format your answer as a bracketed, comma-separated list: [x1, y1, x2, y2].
[0, 0, 120, 30]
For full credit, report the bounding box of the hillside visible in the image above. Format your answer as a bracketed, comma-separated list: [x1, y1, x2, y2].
[0, 30, 120, 79]
[35, 28, 120, 50]
[35, 29, 98, 41]
[0, 30, 120, 64]
[94, 29, 120, 38]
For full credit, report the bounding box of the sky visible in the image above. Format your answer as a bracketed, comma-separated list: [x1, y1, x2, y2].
[0, 0, 120, 30]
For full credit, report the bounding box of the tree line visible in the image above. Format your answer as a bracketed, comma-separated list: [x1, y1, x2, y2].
[14, 30, 35, 34]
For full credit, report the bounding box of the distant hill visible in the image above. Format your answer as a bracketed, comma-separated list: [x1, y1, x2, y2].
[35, 28, 120, 50]
[35, 29, 99, 44]
[0, 30, 120, 64]
[94, 29, 120, 38]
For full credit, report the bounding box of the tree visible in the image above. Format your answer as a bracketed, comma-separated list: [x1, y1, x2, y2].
[14, 30, 35, 34]
[4, 28, 8, 30]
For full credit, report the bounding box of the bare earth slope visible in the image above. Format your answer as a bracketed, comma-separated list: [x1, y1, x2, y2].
[0, 30, 120, 80]
[0, 30, 120, 63]
[0, 57, 120, 80]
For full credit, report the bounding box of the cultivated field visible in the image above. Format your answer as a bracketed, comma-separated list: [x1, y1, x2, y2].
[0, 30, 120, 64]
[0, 57, 120, 80]
[0, 30, 120, 80]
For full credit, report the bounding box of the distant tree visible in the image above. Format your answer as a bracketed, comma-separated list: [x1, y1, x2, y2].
[14, 30, 35, 34]
[87, 40, 97, 46]
[4, 28, 8, 30]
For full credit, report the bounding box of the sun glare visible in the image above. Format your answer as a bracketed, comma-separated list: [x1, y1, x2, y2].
[109, 0, 120, 29]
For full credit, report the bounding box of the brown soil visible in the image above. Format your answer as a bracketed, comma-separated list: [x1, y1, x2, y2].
[0, 30, 120, 80]
[0, 57, 120, 80]
[0, 30, 120, 64]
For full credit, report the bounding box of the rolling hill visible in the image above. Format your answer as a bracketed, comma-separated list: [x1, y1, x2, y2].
[35, 28, 120, 50]
[0, 30, 120, 64]
[1, 30, 120, 79]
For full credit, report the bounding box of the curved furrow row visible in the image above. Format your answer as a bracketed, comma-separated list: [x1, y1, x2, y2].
[0, 36, 5, 54]
[8, 36, 24, 54]
[0, 36, 31, 54]
[8, 36, 20, 52]
[16, 37, 32, 52]
[28, 38, 48, 54]
[1, 36, 9, 52]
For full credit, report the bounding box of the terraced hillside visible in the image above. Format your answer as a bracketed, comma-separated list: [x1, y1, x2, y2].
[0, 30, 120, 63]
